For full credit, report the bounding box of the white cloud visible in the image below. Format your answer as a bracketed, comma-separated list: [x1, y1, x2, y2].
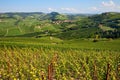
[47, 7, 79, 13]
[48, 8, 56, 12]
[97, 0, 120, 12]
[102, 0, 115, 7]
[90, 7, 99, 11]
[61, 8, 78, 13]
[87, 7, 101, 13]
[88, 0, 120, 13]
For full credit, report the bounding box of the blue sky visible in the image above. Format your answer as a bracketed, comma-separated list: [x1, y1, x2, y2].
[0, 0, 120, 13]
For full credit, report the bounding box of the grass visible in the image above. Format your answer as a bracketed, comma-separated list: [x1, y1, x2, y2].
[7, 28, 23, 36]
[99, 25, 114, 31]
[57, 27, 100, 39]
[0, 37, 120, 50]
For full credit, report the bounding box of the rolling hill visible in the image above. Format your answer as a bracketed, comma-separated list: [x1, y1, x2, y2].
[56, 12, 120, 39]
[0, 12, 120, 39]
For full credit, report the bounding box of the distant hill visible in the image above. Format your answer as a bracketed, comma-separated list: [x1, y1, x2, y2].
[0, 12, 89, 37]
[56, 12, 120, 39]
[0, 12, 120, 39]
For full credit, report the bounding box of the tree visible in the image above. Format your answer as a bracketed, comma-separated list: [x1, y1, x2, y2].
[93, 35, 99, 42]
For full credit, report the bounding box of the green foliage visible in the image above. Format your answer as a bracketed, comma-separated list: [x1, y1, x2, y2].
[55, 14, 68, 21]
[7, 28, 22, 36]
[57, 27, 100, 39]
[0, 45, 119, 79]
[47, 12, 60, 21]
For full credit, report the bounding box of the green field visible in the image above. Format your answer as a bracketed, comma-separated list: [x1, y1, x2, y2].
[0, 37, 120, 79]
[0, 37, 120, 50]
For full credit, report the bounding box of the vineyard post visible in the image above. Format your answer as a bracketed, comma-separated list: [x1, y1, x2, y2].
[106, 63, 111, 80]
[93, 61, 98, 80]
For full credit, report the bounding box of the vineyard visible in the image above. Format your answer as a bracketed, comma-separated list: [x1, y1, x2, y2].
[0, 46, 120, 80]
[0, 1, 120, 80]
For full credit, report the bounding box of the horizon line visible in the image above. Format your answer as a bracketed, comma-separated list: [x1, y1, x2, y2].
[0, 11, 120, 14]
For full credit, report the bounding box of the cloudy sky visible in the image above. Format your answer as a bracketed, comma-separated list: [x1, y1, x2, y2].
[0, 0, 120, 13]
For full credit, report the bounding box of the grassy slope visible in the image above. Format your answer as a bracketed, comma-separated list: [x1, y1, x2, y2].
[99, 25, 114, 31]
[0, 37, 120, 51]
[57, 27, 100, 39]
